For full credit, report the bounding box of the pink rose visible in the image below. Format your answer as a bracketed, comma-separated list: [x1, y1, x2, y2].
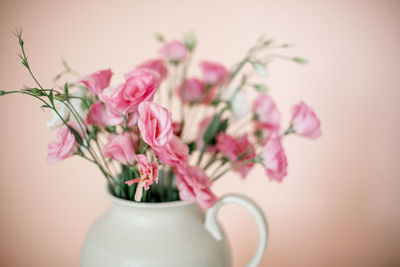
[159, 40, 188, 62]
[291, 101, 321, 139]
[261, 133, 288, 182]
[176, 78, 206, 104]
[78, 69, 113, 95]
[86, 101, 124, 127]
[138, 102, 173, 149]
[135, 59, 168, 80]
[103, 133, 136, 165]
[155, 135, 189, 174]
[252, 95, 281, 132]
[176, 166, 217, 210]
[125, 154, 159, 202]
[199, 61, 229, 86]
[100, 69, 160, 114]
[216, 133, 256, 178]
[47, 121, 84, 165]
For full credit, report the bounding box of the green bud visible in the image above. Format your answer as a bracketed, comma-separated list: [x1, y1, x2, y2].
[253, 83, 269, 93]
[183, 31, 196, 52]
[55, 94, 68, 101]
[154, 33, 165, 43]
[0, 90, 5, 96]
[19, 38, 24, 47]
[251, 61, 268, 77]
[293, 57, 308, 64]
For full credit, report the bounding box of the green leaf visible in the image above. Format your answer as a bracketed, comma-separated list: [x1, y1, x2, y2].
[251, 61, 268, 77]
[40, 104, 51, 109]
[0, 90, 5, 96]
[293, 57, 308, 64]
[187, 141, 196, 154]
[202, 114, 220, 144]
[64, 82, 69, 98]
[128, 183, 136, 200]
[67, 126, 84, 146]
[252, 83, 269, 93]
[48, 89, 55, 106]
[218, 119, 229, 133]
[105, 126, 116, 134]
[87, 128, 97, 142]
[154, 33, 165, 43]
[183, 31, 196, 52]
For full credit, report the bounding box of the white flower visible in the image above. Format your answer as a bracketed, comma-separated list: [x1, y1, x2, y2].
[46, 89, 88, 129]
[225, 87, 250, 120]
[46, 100, 70, 129]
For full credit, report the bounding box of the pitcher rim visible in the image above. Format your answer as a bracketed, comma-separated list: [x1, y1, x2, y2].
[106, 185, 196, 209]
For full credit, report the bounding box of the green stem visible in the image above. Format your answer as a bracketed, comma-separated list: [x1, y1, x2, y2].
[203, 154, 217, 170]
[212, 158, 257, 182]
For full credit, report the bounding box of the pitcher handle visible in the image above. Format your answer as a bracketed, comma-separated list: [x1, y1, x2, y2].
[205, 194, 269, 267]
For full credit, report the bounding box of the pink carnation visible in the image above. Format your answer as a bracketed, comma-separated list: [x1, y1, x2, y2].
[159, 40, 187, 62]
[261, 133, 288, 182]
[138, 102, 173, 149]
[216, 133, 256, 178]
[199, 61, 229, 86]
[172, 121, 182, 136]
[135, 59, 168, 80]
[47, 121, 84, 165]
[176, 166, 217, 210]
[100, 69, 160, 114]
[125, 154, 159, 202]
[176, 78, 206, 104]
[291, 101, 321, 139]
[86, 101, 124, 127]
[155, 135, 189, 174]
[252, 95, 281, 132]
[103, 133, 136, 165]
[78, 69, 113, 95]
[216, 133, 237, 161]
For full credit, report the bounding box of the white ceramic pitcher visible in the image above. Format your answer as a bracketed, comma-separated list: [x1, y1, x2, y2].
[81, 189, 268, 267]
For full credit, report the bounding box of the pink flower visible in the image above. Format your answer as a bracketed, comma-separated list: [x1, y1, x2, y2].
[100, 69, 160, 114]
[103, 133, 136, 165]
[176, 78, 206, 104]
[199, 61, 229, 86]
[138, 102, 173, 149]
[78, 69, 113, 95]
[261, 133, 288, 182]
[135, 59, 168, 80]
[155, 135, 189, 174]
[216, 133, 237, 161]
[85, 101, 124, 127]
[47, 121, 84, 165]
[216, 133, 256, 178]
[159, 40, 188, 62]
[176, 166, 217, 210]
[172, 121, 182, 136]
[252, 95, 281, 132]
[125, 154, 159, 202]
[291, 101, 321, 139]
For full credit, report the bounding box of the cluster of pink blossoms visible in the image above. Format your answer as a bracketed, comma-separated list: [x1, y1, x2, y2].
[46, 37, 321, 209]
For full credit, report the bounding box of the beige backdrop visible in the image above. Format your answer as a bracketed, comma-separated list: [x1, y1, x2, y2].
[0, 0, 399, 266]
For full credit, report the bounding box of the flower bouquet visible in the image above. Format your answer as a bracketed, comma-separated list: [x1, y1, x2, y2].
[1, 30, 320, 209]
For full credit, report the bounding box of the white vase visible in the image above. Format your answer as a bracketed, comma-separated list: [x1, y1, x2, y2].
[81, 188, 268, 267]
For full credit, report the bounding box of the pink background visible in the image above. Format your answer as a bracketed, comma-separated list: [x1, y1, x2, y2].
[0, 0, 399, 266]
